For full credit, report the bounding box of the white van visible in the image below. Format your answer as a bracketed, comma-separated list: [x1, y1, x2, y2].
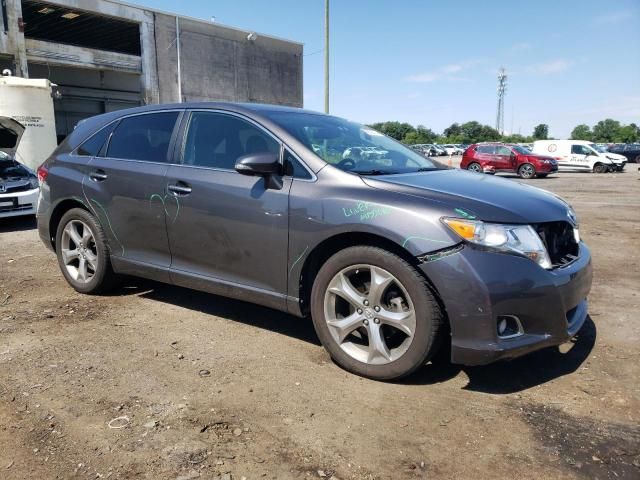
[532, 140, 624, 173]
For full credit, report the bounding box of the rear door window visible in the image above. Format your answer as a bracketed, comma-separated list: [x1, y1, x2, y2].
[106, 112, 179, 162]
[476, 145, 495, 154]
[495, 146, 512, 156]
[182, 112, 280, 170]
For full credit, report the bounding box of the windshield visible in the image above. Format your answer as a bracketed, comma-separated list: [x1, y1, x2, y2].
[264, 112, 442, 174]
[590, 144, 608, 153]
[512, 145, 532, 154]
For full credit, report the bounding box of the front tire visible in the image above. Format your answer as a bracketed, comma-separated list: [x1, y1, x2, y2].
[593, 163, 608, 173]
[518, 163, 536, 179]
[55, 208, 118, 294]
[310, 246, 444, 380]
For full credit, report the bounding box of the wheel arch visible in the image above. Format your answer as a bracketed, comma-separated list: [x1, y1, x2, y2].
[48, 198, 91, 251]
[296, 231, 446, 321]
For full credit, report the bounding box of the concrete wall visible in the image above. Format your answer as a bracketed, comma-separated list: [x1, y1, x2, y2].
[154, 12, 303, 106]
[1, 0, 302, 108]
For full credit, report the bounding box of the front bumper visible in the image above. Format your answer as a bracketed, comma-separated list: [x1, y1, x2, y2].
[420, 243, 593, 365]
[0, 188, 39, 218]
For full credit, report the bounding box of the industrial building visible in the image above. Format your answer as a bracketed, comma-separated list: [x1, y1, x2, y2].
[0, 0, 303, 141]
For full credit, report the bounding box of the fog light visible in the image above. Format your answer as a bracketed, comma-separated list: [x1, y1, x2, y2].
[496, 315, 523, 339]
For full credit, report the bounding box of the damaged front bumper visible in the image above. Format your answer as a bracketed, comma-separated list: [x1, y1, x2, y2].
[418, 243, 593, 366]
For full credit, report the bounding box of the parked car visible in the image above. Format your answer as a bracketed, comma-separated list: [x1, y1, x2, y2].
[0, 117, 39, 218]
[532, 140, 624, 172]
[608, 143, 640, 163]
[441, 144, 464, 155]
[461, 143, 558, 178]
[432, 144, 447, 156]
[37, 103, 592, 380]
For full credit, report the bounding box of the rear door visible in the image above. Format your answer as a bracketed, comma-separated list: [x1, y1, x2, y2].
[493, 145, 514, 171]
[164, 110, 291, 307]
[475, 145, 495, 165]
[83, 110, 182, 275]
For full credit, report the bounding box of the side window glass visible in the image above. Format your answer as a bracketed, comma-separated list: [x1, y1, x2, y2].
[183, 112, 279, 169]
[76, 123, 115, 157]
[477, 145, 494, 154]
[497, 146, 512, 155]
[571, 145, 585, 155]
[106, 112, 179, 162]
[284, 149, 312, 179]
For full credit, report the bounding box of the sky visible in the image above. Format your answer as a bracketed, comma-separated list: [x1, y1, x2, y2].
[136, 0, 639, 138]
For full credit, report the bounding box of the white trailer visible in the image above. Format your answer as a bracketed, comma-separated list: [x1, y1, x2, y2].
[0, 76, 58, 171]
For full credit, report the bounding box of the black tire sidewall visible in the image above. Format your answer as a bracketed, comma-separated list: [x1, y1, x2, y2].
[55, 208, 113, 294]
[310, 246, 441, 380]
[518, 163, 535, 178]
[468, 162, 481, 173]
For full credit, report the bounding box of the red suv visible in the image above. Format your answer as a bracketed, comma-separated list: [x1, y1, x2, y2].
[461, 143, 558, 179]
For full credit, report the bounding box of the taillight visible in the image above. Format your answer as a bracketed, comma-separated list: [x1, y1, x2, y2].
[37, 164, 49, 184]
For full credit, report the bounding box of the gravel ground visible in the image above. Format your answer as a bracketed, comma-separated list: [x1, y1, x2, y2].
[0, 162, 639, 479]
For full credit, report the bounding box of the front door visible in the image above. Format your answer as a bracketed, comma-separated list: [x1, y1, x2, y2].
[82, 111, 181, 273]
[164, 111, 291, 306]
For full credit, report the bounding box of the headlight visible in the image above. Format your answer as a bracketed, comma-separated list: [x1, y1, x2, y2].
[442, 218, 552, 269]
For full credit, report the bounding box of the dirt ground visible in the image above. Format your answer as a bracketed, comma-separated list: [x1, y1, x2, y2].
[1, 163, 639, 480]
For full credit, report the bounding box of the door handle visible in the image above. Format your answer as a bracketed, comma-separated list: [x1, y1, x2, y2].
[89, 170, 108, 182]
[167, 182, 192, 196]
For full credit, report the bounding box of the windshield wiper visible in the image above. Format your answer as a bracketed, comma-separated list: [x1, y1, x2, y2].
[351, 169, 395, 176]
[414, 167, 440, 172]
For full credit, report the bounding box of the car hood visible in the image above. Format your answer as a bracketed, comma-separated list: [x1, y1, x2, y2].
[0, 117, 25, 158]
[603, 152, 626, 162]
[362, 169, 574, 224]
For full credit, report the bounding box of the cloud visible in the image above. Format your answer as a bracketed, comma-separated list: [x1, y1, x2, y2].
[405, 60, 481, 83]
[511, 42, 532, 52]
[526, 59, 572, 75]
[594, 9, 637, 25]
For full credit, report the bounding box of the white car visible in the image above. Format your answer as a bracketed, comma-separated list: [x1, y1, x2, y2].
[441, 144, 464, 155]
[532, 140, 623, 173]
[0, 117, 39, 218]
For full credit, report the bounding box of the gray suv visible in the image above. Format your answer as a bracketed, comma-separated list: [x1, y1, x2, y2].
[37, 103, 593, 380]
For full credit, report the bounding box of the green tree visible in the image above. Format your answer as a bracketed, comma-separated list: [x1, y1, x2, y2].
[368, 121, 414, 141]
[443, 123, 463, 139]
[615, 124, 638, 143]
[533, 124, 549, 140]
[571, 124, 592, 141]
[592, 119, 621, 143]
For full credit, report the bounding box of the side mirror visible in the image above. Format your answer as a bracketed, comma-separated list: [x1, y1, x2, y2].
[235, 152, 281, 176]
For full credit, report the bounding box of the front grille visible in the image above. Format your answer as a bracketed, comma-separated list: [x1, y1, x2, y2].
[0, 182, 33, 193]
[0, 203, 32, 213]
[534, 221, 579, 268]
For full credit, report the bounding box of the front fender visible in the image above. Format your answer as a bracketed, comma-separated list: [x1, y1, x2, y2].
[286, 169, 461, 309]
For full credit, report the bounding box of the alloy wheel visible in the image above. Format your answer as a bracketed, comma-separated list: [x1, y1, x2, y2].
[468, 163, 482, 173]
[61, 220, 98, 284]
[520, 164, 535, 178]
[323, 264, 416, 365]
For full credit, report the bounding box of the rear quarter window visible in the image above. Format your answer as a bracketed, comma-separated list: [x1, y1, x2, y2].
[75, 123, 116, 157]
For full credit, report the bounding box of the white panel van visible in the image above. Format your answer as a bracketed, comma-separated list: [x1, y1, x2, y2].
[532, 140, 624, 173]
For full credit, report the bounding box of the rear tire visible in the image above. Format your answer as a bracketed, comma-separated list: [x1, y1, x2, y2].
[467, 162, 482, 173]
[55, 208, 118, 294]
[518, 163, 536, 179]
[310, 246, 444, 380]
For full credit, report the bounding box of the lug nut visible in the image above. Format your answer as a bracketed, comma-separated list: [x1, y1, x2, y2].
[374, 305, 380, 312]
[357, 308, 363, 314]
[363, 300, 369, 306]
[363, 319, 369, 326]
[374, 318, 380, 324]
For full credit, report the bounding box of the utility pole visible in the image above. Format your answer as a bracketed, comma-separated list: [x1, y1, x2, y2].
[495, 67, 507, 135]
[324, 0, 330, 113]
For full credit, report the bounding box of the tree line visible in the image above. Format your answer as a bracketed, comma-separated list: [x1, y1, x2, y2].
[367, 119, 639, 145]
